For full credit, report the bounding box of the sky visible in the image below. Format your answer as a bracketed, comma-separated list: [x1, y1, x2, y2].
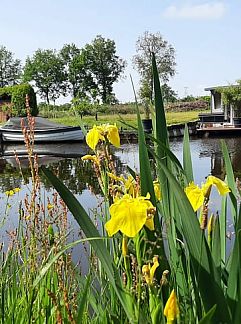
[0, 0, 240, 103]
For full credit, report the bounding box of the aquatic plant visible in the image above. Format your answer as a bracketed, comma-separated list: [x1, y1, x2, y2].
[1, 54, 241, 323]
[41, 54, 241, 323]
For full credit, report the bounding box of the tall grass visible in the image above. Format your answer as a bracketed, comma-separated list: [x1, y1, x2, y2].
[1, 55, 240, 323]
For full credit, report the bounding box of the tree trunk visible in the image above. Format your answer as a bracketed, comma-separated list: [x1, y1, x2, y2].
[46, 92, 50, 105]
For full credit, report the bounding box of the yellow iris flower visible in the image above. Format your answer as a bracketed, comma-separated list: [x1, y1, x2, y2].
[202, 175, 230, 196]
[105, 194, 155, 237]
[86, 124, 120, 150]
[81, 154, 100, 165]
[107, 172, 125, 182]
[185, 176, 230, 211]
[142, 256, 159, 285]
[164, 289, 180, 323]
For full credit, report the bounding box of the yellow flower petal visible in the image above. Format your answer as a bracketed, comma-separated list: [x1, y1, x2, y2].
[105, 194, 154, 237]
[81, 154, 100, 165]
[150, 256, 159, 282]
[86, 125, 104, 150]
[106, 124, 120, 147]
[86, 124, 120, 150]
[204, 176, 230, 196]
[164, 289, 180, 322]
[107, 172, 124, 182]
[142, 264, 151, 285]
[153, 180, 161, 201]
[142, 256, 159, 285]
[5, 190, 14, 196]
[47, 203, 54, 210]
[185, 182, 204, 212]
[145, 217, 155, 231]
[124, 175, 135, 196]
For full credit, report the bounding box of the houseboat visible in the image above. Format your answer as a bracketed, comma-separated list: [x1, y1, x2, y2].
[197, 85, 241, 136]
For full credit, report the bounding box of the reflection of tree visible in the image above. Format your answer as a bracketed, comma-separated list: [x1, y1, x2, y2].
[0, 151, 128, 196]
[0, 158, 28, 191]
[41, 158, 100, 195]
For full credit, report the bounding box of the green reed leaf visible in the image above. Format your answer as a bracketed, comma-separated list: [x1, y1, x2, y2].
[130, 76, 156, 209]
[183, 124, 194, 184]
[212, 215, 221, 285]
[221, 140, 237, 225]
[76, 275, 91, 323]
[154, 159, 231, 323]
[227, 204, 241, 316]
[198, 304, 217, 324]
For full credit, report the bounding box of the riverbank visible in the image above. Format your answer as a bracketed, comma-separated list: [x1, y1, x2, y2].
[49, 110, 204, 129]
[119, 121, 197, 141]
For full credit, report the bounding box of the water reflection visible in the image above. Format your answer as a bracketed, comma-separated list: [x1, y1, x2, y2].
[0, 137, 240, 262]
[1, 137, 241, 193]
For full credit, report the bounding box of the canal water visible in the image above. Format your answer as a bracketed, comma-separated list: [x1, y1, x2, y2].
[0, 136, 240, 259]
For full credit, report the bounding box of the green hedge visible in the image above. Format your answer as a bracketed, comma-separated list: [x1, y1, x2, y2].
[0, 83, 38, 116]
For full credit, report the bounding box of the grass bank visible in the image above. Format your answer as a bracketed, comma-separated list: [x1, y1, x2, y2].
[50, 110, 204, 129]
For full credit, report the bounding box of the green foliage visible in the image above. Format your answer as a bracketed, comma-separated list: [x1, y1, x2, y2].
[83, 35, 126, 103]
[23, 49, 67, 104]
[71, 97, 93, 117]
[3, 52, 241, 323]
[133, 31, 176, 103]
[0, 83, 37, 116]
[180, 94, 196, 102]
[161, 83, 178, 103]
[217, 81, 241, 116]
[60, 43, 94, 98]
[0, 45, 22, 87]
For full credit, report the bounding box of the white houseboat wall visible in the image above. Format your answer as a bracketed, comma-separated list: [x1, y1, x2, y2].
[198, 86, 238, 128]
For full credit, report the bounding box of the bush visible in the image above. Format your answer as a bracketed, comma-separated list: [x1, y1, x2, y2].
[0, 83, 38, 116]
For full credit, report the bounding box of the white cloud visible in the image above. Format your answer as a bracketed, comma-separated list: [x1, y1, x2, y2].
[163, 2, 226, 20]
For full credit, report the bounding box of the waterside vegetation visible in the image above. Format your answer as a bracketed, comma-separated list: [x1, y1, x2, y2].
[1, 55, 240, 323]
[49, 110, 202, 129]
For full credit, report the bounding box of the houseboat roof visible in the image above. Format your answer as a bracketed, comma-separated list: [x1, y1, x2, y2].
[205, 85, 238, 91]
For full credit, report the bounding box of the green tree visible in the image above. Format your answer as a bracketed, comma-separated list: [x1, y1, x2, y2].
[133, 31, 176, 102]
[162, 83, 178, 103]
[0, 45, 22, 87]
[60, 43, 94, 98]
[83, 35, 126, 103]
[23, 49, 66, 104]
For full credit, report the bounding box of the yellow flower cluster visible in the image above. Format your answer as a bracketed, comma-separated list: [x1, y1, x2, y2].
[5, 188, 21, 196]
[185, 175, 230, 211]
[86, 124, 120, 150]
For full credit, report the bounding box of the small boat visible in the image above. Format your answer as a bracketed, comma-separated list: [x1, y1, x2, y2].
[0, 117, 84, 142]
[1, 142, 88, 158]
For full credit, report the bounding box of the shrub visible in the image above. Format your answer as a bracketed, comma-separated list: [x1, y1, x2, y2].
[0, 83, 38, 116]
